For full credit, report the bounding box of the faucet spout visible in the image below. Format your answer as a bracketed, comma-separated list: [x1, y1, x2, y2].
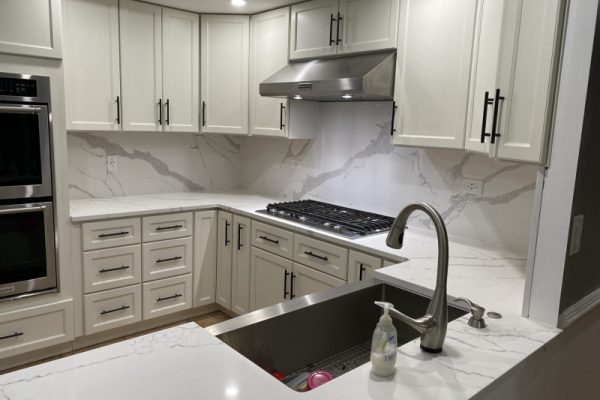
[385, 202, 449, 353]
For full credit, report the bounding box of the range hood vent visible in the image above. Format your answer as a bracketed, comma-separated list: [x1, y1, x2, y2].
[260, 52, 396, 101]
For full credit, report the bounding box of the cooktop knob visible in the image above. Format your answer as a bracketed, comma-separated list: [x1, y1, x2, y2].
[333, 225, 342, 232]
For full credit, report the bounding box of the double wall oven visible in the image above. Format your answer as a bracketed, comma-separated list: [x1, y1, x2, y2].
[0, 72, 57, 300]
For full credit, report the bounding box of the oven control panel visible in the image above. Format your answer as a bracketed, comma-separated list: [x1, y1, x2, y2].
[0, 77, 38, 97]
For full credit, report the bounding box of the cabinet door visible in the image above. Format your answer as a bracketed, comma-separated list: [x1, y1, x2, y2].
[201, 15, 249, 135]
[250, 247, 292, 311]
[289, 0, 338, 60]
[64, 0, 121, 131]
[0, 0, 62, 59]
[162, 8, 199, 133]
[291, 262, 345, 298]
[216, 211, 233, 309]
[347, 250, 382, 283]
[392, 0, 477, 149]
[337, 0, 399, 54]
[493, 0, 562, 163]
[249, 7, 289, 137]
[120, 0, 162, 132]
[464, 0, 507, 154]
[231, 215, 251, 315]
[193, 211, 217, 308]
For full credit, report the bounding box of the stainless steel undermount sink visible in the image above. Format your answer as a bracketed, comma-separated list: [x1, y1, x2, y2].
[206, 280, 467, 391]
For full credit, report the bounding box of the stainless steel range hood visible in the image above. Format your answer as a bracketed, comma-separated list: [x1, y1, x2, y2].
[260, 52, 396, 101]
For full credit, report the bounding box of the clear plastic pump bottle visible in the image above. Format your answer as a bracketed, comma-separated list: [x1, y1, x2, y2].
[370, 301, 398, 377]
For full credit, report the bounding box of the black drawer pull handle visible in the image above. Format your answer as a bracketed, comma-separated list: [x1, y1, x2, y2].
[98, 231, 129, 238]
[260, 235, 279, 244]
[290, 273, 296, 299]
[359, 263, 366, 281]
[202, 101, 207, 126]
[279, 103, 285, 130]
[156, 256, 183, 264]
[100, 305, 130, 315]
[155, 224, 183, 231]
[157, 293, 183, 302]
[225, 221, 231, 246]
[329, 13, 336, 45]
[0, 332, 24, 341]
[116, 96, 120, 124]
[158, 98, 163, 125]
[336, 12, 343, 44]
[99, 265, 130, 273]
[166, 99, 170, 126]
[490, 88, 505, 144]
[480, 91, 494, 143]
[304, 251, 328, 262]
[390, 101, 397, 136]
[283, 270, 290, 298]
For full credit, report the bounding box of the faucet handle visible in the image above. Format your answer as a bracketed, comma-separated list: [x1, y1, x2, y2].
[455, 297, 486, 329]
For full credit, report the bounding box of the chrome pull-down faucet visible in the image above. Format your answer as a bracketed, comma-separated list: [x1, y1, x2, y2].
[385, 202, 449, 353]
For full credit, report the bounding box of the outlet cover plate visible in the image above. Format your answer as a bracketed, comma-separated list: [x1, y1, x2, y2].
[462, 179, 484, 195]
[107, 155, 118, 173]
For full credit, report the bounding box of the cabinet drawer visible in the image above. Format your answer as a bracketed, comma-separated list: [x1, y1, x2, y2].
[251, 221, 294, 259]
[84, 285, 142, 335]
[82, 218, 141, 251]
[293, 234, 348, 280]
[142, 274, 192, 320]
[83, 245, 142, 294]
[0, 301, 73, 359]
[347, 250, 383, 283]
[142, 237, 193, 281]
[142, 212, 193, 242]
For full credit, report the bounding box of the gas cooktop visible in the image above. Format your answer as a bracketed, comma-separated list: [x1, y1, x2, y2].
[257, 200, 396, 239]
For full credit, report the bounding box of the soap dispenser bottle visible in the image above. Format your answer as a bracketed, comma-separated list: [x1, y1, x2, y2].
[370, 301, 398, 377]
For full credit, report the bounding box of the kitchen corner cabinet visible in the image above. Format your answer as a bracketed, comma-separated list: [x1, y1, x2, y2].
[216, 211, 233, 309]
[201, 15, 249, 135]
[64, 0, 121, 131]
[289, 0, 399, 60]
[292, 262, 345, 298]
[347, 250, 383, 283]
[0, 0, 62, 59]
[231, 215, 251, 315]
[193, 211, 217, 308]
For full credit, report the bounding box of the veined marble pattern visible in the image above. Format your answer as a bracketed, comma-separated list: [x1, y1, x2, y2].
[68, 131, 243, 199]
[241, 102, 539, 254]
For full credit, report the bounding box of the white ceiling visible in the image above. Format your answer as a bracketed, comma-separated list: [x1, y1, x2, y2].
[150, 0, 300, 14]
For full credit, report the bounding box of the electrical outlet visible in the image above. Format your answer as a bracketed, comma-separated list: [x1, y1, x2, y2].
[107, 155, 118, 172]
[462, 179, 483, 195]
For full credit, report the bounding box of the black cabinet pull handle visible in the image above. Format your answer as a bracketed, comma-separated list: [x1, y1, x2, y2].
[304, 251, 328, 262]
[166, 99, 170, 126]
[202, 101, 206, 126]
[290, 273, 296, 299]
[336, 12, 343, 44]
[280, 103, 285, 130]
[157, 293, 182, 302]
[480, 91, 494, 143]
[99, 265, 130, 274]
[237, 224, 243, 251]
[100, 305, 129, 315]
[390, 101, 397, 136]
[359, 263, 366, 281]
[329, 14, 336, 45]
[225, 220, 230, 246]
[116, 96, 120, 124]
[158, 98, 163, 125]
[284, 270, 290, 298]
[155, 224, 183, 231]
[98, 231, 129, 238]
[0, 332, 24, 341]
[260, 235, 279, 244]
[490, 88, 505, 144]
[156, 256, 183, 264]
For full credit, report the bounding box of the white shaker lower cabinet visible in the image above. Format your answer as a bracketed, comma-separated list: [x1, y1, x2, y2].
[142, 237, 193, 281]
[82, 244, 142, 293]
[193, 211, 217, 308]
[293, 234, 349, 280]
[200, 15, 250, 135]
[231, 215, 252, 315]
[0, 300, 73, 359]
[83, 285, 142, 335]
[216, 211, 234, 309]
[291, 263, 345, 298]
[250, 247, 292, 311]
[347, 250, 383, 283]
[64, 0, 121, 131]
[142, 274, 192, 320]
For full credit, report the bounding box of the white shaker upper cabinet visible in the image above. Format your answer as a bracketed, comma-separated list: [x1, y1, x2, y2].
[201, 15, 249, 135]
[0, 0, 62, 58]
[337, 0, 399, 54]
[289, 0, 338, 60]
[162, 8, 199, 133]
[392, 0, 477, 149]
[64, 0, 121, 131]
[249, 7, 290, 137]
[119, 0, 163, 132]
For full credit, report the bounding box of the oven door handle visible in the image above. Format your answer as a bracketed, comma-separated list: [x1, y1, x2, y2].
[0, 105, 42, 113]
[0, 205, 47, 215]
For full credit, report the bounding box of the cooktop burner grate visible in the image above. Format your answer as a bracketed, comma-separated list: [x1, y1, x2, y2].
[258, 200, 396, 238]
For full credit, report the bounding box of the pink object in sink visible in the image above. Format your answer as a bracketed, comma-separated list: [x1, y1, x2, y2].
[307, 370, 333, 390]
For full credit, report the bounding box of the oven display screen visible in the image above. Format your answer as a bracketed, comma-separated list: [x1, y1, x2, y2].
[0, 78, 37, 97]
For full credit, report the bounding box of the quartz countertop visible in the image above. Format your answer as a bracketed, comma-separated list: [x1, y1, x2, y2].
[0, 192, 559, 399]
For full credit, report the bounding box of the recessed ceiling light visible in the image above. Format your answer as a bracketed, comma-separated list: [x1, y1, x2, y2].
[231, 0, 246, 6]
[293, 94, 303, 100]
[342, 94, 353, 99]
